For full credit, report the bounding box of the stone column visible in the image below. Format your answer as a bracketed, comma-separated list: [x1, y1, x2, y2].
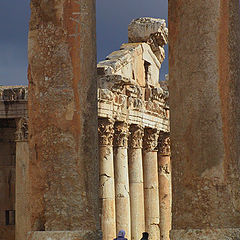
[15, 118, 30, 240]
[158, 132, 171, 240]
[114, 122, 131, 239]
[28, 1, 101, 239]
[143, 128, 160, 240]
[169, 0, 240, 239]
[128, 125, 145, 240]
[98, 118, 116, 240]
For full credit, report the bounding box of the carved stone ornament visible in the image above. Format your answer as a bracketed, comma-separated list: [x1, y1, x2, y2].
[16, 117, 28, 141]
[158, 132, 170, 156]
[129, 125, 144, 149]
[143, 128, 159, 152]
[98, 118, 114, 146]
[114, 122, 129, 148]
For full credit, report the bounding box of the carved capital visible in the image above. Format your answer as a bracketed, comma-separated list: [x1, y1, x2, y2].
[114, 122, 129, 148]
[158, 132, 170, 156]
[129, 125, 144, 149]
[98, 118, 114, 146]
[143, 128, 159, 152]
[16, 117, 28, 142]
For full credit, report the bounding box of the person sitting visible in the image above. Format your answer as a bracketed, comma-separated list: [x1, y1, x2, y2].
[114, 230, 128, 240]
[140, 232, 149, 240]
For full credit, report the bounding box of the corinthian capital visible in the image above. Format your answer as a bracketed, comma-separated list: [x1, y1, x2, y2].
[16, 117, 28, 142]
[129, 125, 144, 149]
[114, 122, 129, 148]
[158, 132, 170, 156]
[98, 118, 114, 146]
[143, 128, 159, 152]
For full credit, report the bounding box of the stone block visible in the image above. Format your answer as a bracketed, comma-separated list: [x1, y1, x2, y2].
[128, 17, 167, 43]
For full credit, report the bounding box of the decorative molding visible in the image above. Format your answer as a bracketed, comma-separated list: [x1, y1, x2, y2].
[16, 117, 28, 142]
[98, 118, 114, 146]
[114, 122, 129, 148]
[143, 128, 159, 152]
[129, 125, 144, 149]
[158, 132, 170, 156]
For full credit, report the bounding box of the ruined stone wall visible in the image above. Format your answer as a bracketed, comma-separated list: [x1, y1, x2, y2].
[0, 119, 16, 240]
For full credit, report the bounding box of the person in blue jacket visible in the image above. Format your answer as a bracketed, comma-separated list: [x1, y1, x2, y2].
[114, 230, 128, 240]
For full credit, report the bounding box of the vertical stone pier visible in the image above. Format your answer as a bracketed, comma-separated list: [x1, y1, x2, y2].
[98, 118, 116, 240]
[129, 125, 145, 240]
[16, 118, 30, 240]
[169, 0, 240, 239]
[158, 133, 171, 240]
[28, 0, 101, 239]
[143, 128, 160, 240]
[114, 122, 131, 239]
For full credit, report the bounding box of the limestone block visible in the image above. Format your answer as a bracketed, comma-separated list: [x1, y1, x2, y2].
[128, 17, 168, 44]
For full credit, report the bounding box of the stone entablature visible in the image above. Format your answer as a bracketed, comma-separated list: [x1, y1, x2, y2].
[0, 86, 28, 119]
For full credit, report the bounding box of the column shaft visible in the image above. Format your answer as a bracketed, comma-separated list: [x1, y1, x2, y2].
[158, 133, 171, 240]
[15, 118, 30, 240]
[143, 128, 160, 240]
[114, 122, 131, 239]
[98, 118, 116, 240]
[169, 0, 240, 238]
[129, 125, 145, 240]
[28, 0, 101, 238]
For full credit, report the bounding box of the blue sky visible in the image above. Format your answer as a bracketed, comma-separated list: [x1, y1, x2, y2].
[0, 0, 168, 86]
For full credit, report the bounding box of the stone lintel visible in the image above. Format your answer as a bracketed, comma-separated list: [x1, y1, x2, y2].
[170, 228, 240, 240]
[28, 231, 102, 240]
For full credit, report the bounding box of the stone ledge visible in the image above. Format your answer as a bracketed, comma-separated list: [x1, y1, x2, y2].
[170, 228, 240, 240]
[28, 231, 102, 240]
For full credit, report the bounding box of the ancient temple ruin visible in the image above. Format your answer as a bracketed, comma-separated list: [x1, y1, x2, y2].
[1, 0, 240, 240]
[0, 17, 171, 240]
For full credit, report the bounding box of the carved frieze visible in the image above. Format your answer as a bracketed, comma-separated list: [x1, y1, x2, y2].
[143, 128, 159, 152]
[158, 132, 170, 156]
[114, 122, 129, 148]
[129, 125, 144, 149]
[16, 117, 28, 142]
[98, 118, 114, 146]
[98, 89, 114, 102]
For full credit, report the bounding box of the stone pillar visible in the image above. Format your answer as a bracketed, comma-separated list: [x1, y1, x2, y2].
[114, 122, 131, 239]
[98, 118, 116, 240]
[28, 1, 101, 239]
[143, 128, 160, 240]
[158, 132, 171, 240]
[169, 0, 240, 239]
[15, 118, 30, 240]
[128, 125, 145, 240]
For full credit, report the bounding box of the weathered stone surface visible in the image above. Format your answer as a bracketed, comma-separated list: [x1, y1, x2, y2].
[114, 122, 131, 239]
[170, 228, 240, 240]
[129, 125, 145, 240]
[28, 230, 102, 240]
[16, 139, 30, 240]
[128, 17, 168, 44]
[28, 0, 100, 238]
[98, 118, 116, 240]
[143, 128, 160, 240]
[169, 0, 240, 236]
[158, 133, 171, 240]
[0, 119, 16, 240]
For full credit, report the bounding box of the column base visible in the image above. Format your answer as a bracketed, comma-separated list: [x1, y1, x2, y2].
[170, 228, 240, 240]
[28, 231, 102, 240]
